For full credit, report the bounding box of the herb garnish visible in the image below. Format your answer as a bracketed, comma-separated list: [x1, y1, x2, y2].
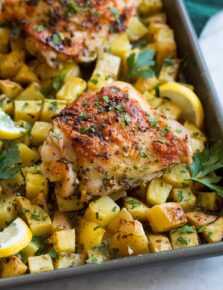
[126, 198, 140, 209]
[0, 145, 21, 180]
[177, 236, 188, 245]
[52, 72, 66, 92]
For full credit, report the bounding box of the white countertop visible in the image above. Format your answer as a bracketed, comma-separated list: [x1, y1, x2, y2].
[12, 11, 223, 290]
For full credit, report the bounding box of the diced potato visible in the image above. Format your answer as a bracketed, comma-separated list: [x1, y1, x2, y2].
[18, 143, 40, 167]
[14, 100, 42, 123]
[0, 194, 17, 229]
[0, 50, 25, 78]
[77, 219, 105, 252]
[1, 256, 27, 278]
[31, 193, 48, 213]
[16, 196, 52, 236]
[158, 100, 181, 120]
[40, 100, 67, 122]
[22, 239, 41, 257]
[88, 52, 121, 90]
[17, 82, 45, 100]
[197, 192, 221, 211]
[146, 95, 163, 109]
[148, 23, 169, 38]
[186, 211, 217, 227]
[109, 33, 131, 59]
[56, 193, 84, 212]
[56, 77, 86, 103]
[51, 229, 75, 253]
[52, 211, 73, 233]
[134, 76, 159, 93]
[14, 64, 39, 84]
[184, 121, 206, 154]
[170, 225, 199, 249]
[139, 0, 163, 14]
[146, 13, 167, 25]
[0, 28, 10, 53]
[163, 163, 192, 188]
[127, 17, 148, 42]
[54, 252, 81, 269]
[25, 173, 48, 199]
[0, 94, 13, 115]
[31, 122, 52, 146]
[84, 196, 120, 227]
[200, 217, 223, 243]
[86, 248, 109, 264]
[159, 58, 180, 83]
[0, 172, 24, 195]
[0, 80, 23, 98]
[62, 62, 81, 79]
[147, 234, 172, 252]
[148, 202, 187, 233]
[124, 197, 150, 221]
[108, 208, 133, 232]
[111, 220, 149, 257]
[146, 177, 172, 205]
[28, 254, 54, 274]
[172, 188, 196, 211]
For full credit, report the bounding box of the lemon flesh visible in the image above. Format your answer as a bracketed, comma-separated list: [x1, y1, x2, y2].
[0, 218, 32, 258]
[0, 110, 26, 140]
[159, 82, 204, 128]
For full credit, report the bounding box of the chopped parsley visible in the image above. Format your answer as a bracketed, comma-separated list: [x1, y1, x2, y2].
[124, 113, 131, 125]
[0, 145, 21, 180]
[126, 198, 140, 209]
[36, 25, 45, 32]
[112, 206, 117, 212]
[80, 127, 89, 134]
[52, 72, 66, 92]
[177, 236, 188, 245]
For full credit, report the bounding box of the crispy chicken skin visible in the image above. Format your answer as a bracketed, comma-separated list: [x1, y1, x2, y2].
[0, 0, 139, 64]
[41, 81, 192, 202]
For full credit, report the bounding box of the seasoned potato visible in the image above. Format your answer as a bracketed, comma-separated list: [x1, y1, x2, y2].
[16, 82, 45, 100]
[139, 0, 163, 14]
[158, 100, 181, 120]
[111, 220, 149, 257]
[186, 211, 217, 227]
[40, 99, 67, 122]
[51, 229, 75, 253]
[146, 177, 172, 205]
[0, 94, 13, 115]
[109, 33, 131, 60]
[0, 50, 25, 78]
[18, 143, 40, 167]
[56, 193, 84, 212]
[163, 163, 192, 188]
[0, 194, 17, 229]
[31, 121, 52, 146]
[196, 192, 221, 211]
[170, 225, 199, 249]
[134, 76, 159, 93]
[14, 100, 42, 123]
[22, 239, 41, 257]
[84, 196, 120, 227]
[108, 208, 133, 232]
[14, 64, 39, 84]
[127, 17, 148, 41]
[52, 211, 73, 233]
[200, 217, 223, 243]
[146, 13, 167, 25]
[25, 172, 48, 199]
[28, 254, 54, 274]
[147, 234, 172, 252]
[86, 247, 109, 264]
[148, 202, 187, 233]
[1, 256, 27, 278]
[54, 253, 82, 269]
[124, 197, 150, 221]
[0, 79, 23, 98]
[0, 28, 10, 53]
[31, 193, 48, 213]
[172, 188, 196, 211]
[159, 58, 180, 83]
[184, 121, 206, 154]
[77, 219, 105, 252]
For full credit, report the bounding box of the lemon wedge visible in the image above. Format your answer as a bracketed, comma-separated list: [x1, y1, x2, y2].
[159, 82, 204, 128]
[0, 218, 32, 258]
[0, 110, 26, 140]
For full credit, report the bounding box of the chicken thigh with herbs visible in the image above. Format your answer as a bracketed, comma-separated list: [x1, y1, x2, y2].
[41, 81, 192, 202]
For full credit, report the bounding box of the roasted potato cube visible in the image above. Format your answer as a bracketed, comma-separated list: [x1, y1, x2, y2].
[62, 62, 80, 79]
[158, 100, 181, 120]
[124, 197, 150, 221]
[163, 163, 192, 188]
[16, 196, 52, 236]
[52, 211, 72, 233]
[56, 77, 86, 103]
[54, 253, 81, 269]
[186, 211, 217, 227]
[0, 94, 13, 115]
[84, 196, 120, 227]
[1, 256, 27, 278]
[108, 208, 133, 232]
[148, 202, 187, 233]
[109, 33, 131, 60]
[200, 217, 223, 243]
[14, 64, 39, 84]
[170, 225, 199, 249]
[127, 17, 148, 41]
[159, 58, 180, 83]
[146, 177, 172, 205]
[147, 234, 172, 252]
[86, 248, 109, 264]
[172, 188, 196, 211]
[184, 121, 206, 154]
[139, 0, 163, 14]
[111, 220, 149, 257]
[134, 76, 159, 94]
[18, 143, 40, 167]
[17, 82, 45, 101]
[14, 100, 42, 123]
[0, 172, 24, 195]
[148, 23, 169, 38]
[77, 219, 105, 252]
[31, 193, 48, 213]
[0, 50, 25, 78]
[197, 192, 221, 211]
[0, 28, 10, 53]
[22, 239, 41, 257]
[51, 229, 75, 253]
[40, 100, 66, 122]
[25, 173, 48, 199]
[56, 193, 84, 212]
[146, 13, 167, 25]
[28, 254, 54, 274]
[0, 194, 17, 229]
[31, 122, 52, 146]
[0, 80, 23, 98]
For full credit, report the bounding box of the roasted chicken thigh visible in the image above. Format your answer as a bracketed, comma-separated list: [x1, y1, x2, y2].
[41, 82, 192, 202]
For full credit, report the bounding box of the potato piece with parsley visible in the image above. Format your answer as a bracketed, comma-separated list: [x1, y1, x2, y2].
[109, 33, 131, 60]
[196, 192, 221, 211]
[0, 94, 13, 115]
[184, 121, 206, 154]
[17, 82, 45, 101]
[25, 172, 48, 199]
[147, 234, 172, 252]
[0, 50, 25, 79]
[54, 253, 82, 269]
[186, 211, 217, 227]
[108, 208, 133, 232]
[163, 163, 192, 188]
[146, 177, 172, 206]
[0, 194, 17, 229]
[159, 58, 180, 83]
[127, 17, 148, 42]
[52, 211, 73, 233]
[172, 188, 196, 211]
[0, 80, 23, 98]
[56, 192, 84, 212]
[22, 238, 42, 257]
[51, 229, 75, 253]
[18, 143, 40, 167]
[14, 100, 42, 123]
[124, 197, 150, 222]
[170, 225, 199, 249]
[28, 254, 54, 274]
[40, 100, 67, 122]
[14, 64, 39, 84]
[198, 217, 223, 243]
[139, 0, 163, 14]
[158, 100, 182, 121]
[1, 256, 27, 278]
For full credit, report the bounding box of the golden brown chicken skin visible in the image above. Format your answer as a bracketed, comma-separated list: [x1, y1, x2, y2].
[41, 82, 192, 202]
[1, 0, 139, 64]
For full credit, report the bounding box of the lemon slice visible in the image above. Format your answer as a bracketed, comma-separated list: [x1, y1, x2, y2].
[159, 82, 204, 128]
[0, 109, 26, 140]
[0, 218, 32, 258]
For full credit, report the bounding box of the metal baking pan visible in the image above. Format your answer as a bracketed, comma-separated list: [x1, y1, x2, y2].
[1, 0, 223, 288]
